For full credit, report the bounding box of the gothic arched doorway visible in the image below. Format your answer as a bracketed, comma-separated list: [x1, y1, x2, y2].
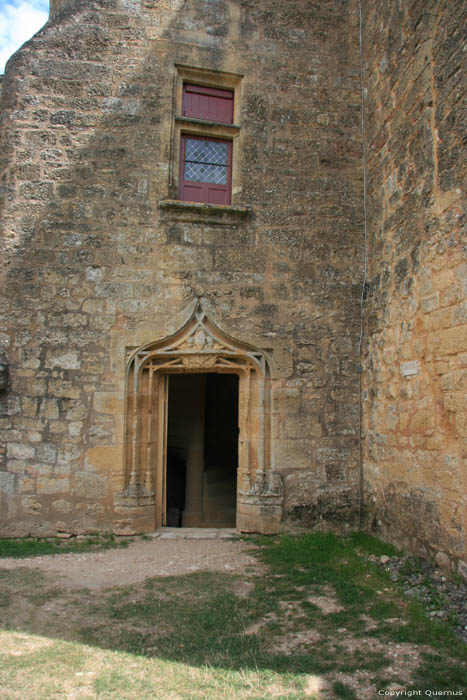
[123, 302, 282, 532]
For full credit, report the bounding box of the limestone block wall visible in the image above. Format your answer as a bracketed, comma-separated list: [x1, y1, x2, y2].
[362, 0, 466, 575]
[0, 0, 363, 536]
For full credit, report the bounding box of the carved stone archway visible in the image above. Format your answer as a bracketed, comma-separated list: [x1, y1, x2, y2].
[121, 301, 283, 533]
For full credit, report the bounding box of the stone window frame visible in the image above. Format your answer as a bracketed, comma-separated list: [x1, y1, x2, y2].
[159, 65, 250, 221]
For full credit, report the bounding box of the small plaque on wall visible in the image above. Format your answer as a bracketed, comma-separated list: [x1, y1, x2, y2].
[401, 360, 419, 377]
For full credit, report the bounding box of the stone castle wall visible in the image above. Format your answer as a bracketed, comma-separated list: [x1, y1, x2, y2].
[362, 0, 466, 576]
[1, 0, 465, 573]
[0, 0, 363, 536]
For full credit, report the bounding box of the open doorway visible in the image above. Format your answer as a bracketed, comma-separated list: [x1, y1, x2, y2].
[166, 373, 239, 528]
[123, 301, 276, 533]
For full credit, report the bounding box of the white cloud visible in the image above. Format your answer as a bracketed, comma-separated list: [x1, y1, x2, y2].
[0, 0, 49, 74]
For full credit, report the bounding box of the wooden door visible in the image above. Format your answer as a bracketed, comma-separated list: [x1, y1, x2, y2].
[155, 373, 169, 527]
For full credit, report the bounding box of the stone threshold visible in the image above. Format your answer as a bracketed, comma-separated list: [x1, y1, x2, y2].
[150, 527, 237, 540]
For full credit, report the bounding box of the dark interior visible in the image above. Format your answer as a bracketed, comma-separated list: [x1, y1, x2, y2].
[166, 373, 239, 527]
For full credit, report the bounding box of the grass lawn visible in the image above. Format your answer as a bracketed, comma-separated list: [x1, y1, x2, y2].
[0, 533, 131, 558]
[0, 532, 465, 699]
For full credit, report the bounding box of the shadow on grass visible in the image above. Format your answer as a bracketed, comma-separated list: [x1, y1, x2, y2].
[0, 534, 132, 559]
[0, 533, 466, 694]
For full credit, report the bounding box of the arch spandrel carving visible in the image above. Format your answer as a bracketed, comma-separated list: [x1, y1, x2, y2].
[127, 301, 270, 373]
[121, 300, 283, 534]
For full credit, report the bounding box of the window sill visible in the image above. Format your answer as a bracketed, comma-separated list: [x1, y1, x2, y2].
[175, 116, 240, 138]
[158, 199, 252, 225]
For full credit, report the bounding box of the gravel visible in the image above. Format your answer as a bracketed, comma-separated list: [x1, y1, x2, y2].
[370, 554, 467, 644]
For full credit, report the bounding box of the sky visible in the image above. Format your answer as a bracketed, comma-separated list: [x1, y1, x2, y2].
[0, 0, 49, 74]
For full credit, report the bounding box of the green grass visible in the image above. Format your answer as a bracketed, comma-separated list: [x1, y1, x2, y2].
[81, 533, 466, 685]
[0, 532, 466, 699]
[348, 531, 400, 557]
[332, 681, 357, 699]
[0, 533, 131, 558]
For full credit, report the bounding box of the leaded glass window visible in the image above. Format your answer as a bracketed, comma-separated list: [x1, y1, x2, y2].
[184, 138, 228, 184]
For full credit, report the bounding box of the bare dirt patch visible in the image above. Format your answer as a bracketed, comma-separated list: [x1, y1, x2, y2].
[231, 579, 255, 597]
[1, 533, 465, 700]
[328, 633, 428, 699]
[0, 538, 258, 589]
[270, 629, 321, 654]
[308, 585, 344, 614]
[338, 634, 425, 680]
[244, 612, 278, 636]
[246, 598, 323, 654]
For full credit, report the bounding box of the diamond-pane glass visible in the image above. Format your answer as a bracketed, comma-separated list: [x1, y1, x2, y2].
[184, 139, 228, 184]
[184, 162, 227, 184]
[186, 139, 228, 165]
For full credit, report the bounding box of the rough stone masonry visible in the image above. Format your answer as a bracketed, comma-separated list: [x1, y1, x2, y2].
[0, 0, 465, 579]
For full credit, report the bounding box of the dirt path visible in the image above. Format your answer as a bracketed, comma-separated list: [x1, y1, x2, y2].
[0, 535, 258, 589]
[1, 534, 465, 699]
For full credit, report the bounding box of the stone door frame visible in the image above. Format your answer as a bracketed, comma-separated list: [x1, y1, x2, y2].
[122, 301, 283, 532]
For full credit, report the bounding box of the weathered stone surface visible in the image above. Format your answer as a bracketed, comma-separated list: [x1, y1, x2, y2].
[0, 0, 363, 538]
[435, 551, 452, 573]
[37, 477, 70, 495]
[0, 0, 464, 575]
[7, 443, 35, 461]
[0, 472, 15, 495]
[73, 472, 108, 500]
[21, 495, 43, 514]
[52, 499, 73, 513]
[362, 0, 466, 572]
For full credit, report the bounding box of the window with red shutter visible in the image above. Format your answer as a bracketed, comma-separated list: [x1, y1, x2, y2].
[182, 84, 234, 124]
[178, 84, 234, 205]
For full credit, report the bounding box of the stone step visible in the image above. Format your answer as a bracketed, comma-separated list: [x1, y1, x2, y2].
[151, 527, 237, 539]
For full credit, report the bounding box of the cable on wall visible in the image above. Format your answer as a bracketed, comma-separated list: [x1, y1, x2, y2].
[357, 0, 369, 528]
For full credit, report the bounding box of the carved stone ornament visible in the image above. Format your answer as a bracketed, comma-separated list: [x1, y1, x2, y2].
[122, 299, 281, 533]
[188, 327, 214, 350]
[126, 299, 268, 371]
[181, 354, 218, 368]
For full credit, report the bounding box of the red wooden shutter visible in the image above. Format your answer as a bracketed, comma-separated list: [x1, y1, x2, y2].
[182, 84, 234, 124]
